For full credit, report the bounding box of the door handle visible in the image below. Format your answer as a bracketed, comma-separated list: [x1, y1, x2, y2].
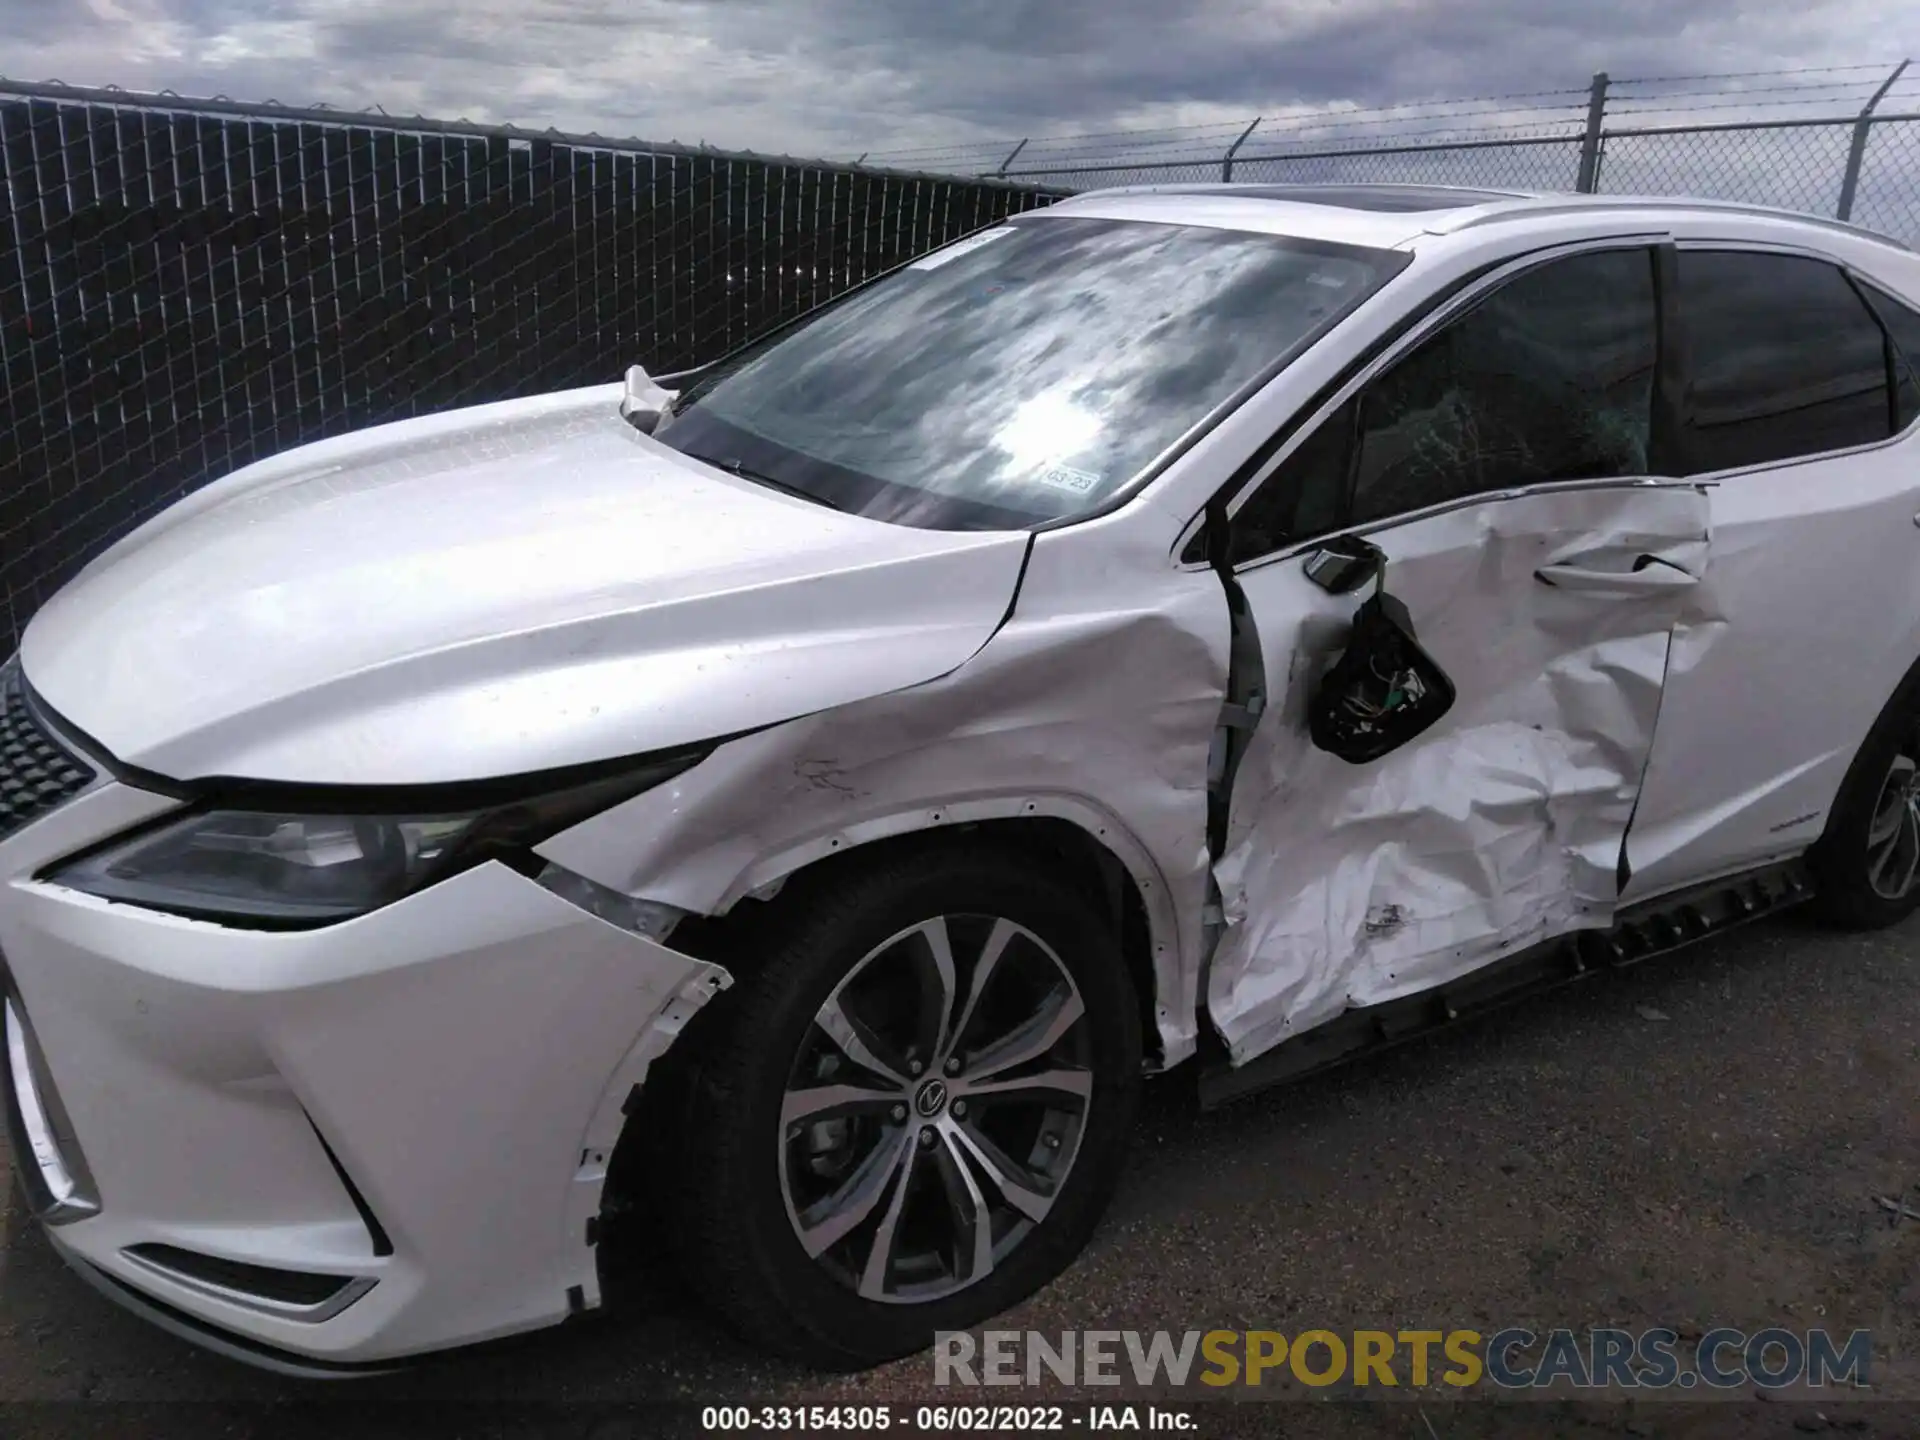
[1534, 558, 1699, 594]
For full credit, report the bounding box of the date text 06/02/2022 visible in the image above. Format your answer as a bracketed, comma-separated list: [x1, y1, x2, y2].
[699, 1404, 1195, 1431]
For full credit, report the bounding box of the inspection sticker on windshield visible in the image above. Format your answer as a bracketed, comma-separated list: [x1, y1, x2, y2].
[911, 227, 1016, 271]
[1035, 463, 1103, 495]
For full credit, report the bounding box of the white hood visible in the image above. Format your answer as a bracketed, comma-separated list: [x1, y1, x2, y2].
[21, 384, 1030, 786]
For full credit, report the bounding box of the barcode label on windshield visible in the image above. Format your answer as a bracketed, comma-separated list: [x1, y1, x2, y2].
[910, 227, 1016, 271]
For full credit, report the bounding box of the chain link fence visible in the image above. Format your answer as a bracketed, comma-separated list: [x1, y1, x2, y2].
[1847, 117, 1920, 242]
[0, 82, 1063, 652]
[1003, 116, 1918, 243]
[1010, 136, 1590, 194]
[1593, 120, 1863, 222]
[1234, 136, 1587, 193]
[935, 68, 1920, 249]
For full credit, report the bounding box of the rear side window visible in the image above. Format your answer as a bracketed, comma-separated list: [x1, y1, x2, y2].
[1674, 251, 1891, 473]
[1858, 279, 1920, 432]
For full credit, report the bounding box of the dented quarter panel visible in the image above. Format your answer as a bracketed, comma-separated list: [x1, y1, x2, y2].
[1211, 484, 1712, 1065]
[537, 512, 1232, 1068]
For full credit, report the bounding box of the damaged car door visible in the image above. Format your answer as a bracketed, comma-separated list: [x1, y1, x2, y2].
[1617, 247, 1920, 902]
[1198, 241, 1713, 1066]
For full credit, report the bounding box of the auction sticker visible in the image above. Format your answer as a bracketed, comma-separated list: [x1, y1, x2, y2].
[1035, 463, 1103, 495]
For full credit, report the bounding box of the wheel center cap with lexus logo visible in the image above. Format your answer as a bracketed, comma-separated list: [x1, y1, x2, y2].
[914, 1079, 948, 1119]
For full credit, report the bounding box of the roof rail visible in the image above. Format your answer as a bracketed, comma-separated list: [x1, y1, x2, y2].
[1436, 194, 1913, 252]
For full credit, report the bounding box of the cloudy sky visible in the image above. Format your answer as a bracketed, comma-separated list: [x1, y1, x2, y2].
[1, 0, 1913, 162]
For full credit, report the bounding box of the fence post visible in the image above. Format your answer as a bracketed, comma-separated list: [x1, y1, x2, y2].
[1838, 59, 1909, 220]
[1575, 72, 1609, 193]
[1222, 117, 1262, 181]
[995, 138, 1028, 177]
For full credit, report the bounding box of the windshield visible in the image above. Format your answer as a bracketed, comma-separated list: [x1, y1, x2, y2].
[653, 215, 1407, 530]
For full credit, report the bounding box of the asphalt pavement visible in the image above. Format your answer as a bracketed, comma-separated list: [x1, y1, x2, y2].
[2, 909, 1916, 1439]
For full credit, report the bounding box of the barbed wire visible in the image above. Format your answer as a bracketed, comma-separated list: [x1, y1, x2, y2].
[1248, 119, 1588, 148]
[955, 130, 1267, 163]
[910, 107, 1597, 173]
[1612, 62, 1895, 85]
[858, 86, 1597, 161]
[855, 61, 1910, 170]
[1605, 81, 1901, 103]
[1236, 104, 1586, 136]
[1001, 125, 1578, 167]
[1609, 92, 1916, 116]
[1008, 133, 1589, 178]
[859, 117, 1259, 161]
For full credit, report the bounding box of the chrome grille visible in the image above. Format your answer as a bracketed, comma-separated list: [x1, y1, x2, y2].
[0, 662, 95, 845]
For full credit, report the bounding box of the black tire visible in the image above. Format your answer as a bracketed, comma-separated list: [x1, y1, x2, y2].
[656, 844, 1141, 1370]
[1810, 660, 1920, 930]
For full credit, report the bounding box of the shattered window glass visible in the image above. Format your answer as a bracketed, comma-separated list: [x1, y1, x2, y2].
[1675, 251, 1891, 473]
[1348, 248, 1658, 524]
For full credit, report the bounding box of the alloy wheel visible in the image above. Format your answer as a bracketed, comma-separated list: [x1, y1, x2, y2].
[777, 914, 1093, 1305]
[1866, 750, 1920, 900]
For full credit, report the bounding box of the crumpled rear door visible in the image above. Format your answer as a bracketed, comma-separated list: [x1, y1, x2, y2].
[1210, 482, 1711, 1066]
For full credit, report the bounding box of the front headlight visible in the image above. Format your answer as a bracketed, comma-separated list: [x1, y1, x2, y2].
[47, 756, 700, 928]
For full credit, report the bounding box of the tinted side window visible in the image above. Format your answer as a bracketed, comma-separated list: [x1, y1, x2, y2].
[1675, 251, 1890, 473]
[1859, 279, 1920, 432]
[1348, 248, 1658, 525]
[1227, 398, 1357, 563]
[1227, 249, 1658, 560]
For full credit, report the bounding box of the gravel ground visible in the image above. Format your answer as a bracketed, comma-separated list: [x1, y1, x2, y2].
[2, 909, 1916, 1439]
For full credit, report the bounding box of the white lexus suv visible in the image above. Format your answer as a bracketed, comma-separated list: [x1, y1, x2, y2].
[5, 183, 1920, 1374]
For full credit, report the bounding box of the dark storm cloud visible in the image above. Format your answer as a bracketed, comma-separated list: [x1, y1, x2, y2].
[4, 0, 103, 43]
[670, 0, 1902, 134]
[0, 0, 1902, 155]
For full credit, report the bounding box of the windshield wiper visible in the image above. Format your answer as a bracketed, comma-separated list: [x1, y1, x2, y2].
[707, 456, 847, 513]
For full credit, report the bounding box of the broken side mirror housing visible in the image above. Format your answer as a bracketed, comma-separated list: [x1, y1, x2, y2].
[1309, 589, 1457, 765]
[1302, 534, 1386, 595]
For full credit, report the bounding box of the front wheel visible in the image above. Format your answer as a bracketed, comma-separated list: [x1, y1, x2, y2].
[659, 846, 1142, 1369]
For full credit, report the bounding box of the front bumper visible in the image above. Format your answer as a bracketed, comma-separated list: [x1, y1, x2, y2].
[0, 776, 727, 1367]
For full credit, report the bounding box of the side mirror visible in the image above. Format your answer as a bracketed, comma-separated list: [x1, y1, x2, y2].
[1308, 590, 1457, 765]
[1302, 534, 1386, 594]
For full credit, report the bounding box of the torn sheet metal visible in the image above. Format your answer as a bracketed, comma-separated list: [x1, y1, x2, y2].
[1210, 483, 1712, 1066]
[2, 854, 733, 1357]
[566, 943, 731, 1310]
[538, 519, 1231, 1069]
